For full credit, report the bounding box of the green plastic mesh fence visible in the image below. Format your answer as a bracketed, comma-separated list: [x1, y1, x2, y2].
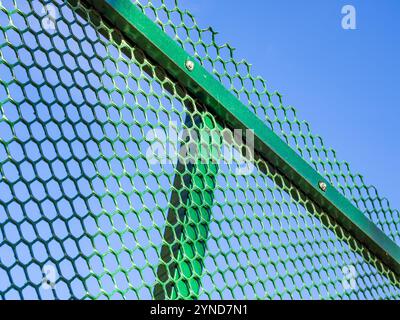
[0, 0, 399, 300]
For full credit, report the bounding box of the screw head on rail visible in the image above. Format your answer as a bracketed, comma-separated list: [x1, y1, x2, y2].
[185, 60, 195, 71]
[319, 181, 327, 192]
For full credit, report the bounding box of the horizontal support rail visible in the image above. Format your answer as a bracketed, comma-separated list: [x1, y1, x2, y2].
[83, 0, 400, 277]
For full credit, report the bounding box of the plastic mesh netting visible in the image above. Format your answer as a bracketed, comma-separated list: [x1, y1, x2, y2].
[133, 0, 400, 247]
[0, 0, 399, 300]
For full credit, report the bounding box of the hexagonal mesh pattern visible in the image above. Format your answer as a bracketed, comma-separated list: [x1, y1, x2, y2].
[133, 0, 400, 247]
[0, 0, 398, 300]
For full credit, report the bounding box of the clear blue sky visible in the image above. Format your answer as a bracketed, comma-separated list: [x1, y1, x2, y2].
[183, 0, 400, 211]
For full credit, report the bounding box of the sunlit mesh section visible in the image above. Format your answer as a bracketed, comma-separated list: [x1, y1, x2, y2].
[200, 154, 400, 299]
[0, 0, 398, 300]
[132, 0, 400, 246]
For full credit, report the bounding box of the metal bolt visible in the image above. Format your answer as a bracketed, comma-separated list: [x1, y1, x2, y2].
[319, 181, 327, 192]
[185, 60, 194, 71]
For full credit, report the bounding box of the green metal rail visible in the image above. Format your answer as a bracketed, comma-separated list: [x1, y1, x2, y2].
[83, 0, 400, 282]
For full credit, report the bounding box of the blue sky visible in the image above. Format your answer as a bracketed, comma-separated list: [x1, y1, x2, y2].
[183, 0, 400, 210]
